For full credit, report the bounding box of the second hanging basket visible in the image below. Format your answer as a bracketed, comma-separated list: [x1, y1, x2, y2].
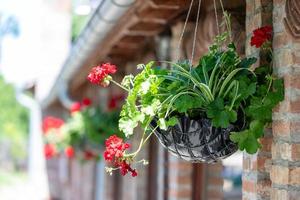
[152, 115, 244, 163]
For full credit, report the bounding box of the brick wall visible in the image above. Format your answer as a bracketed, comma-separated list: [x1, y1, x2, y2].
[205, 163, 224, 200]
[168, 157, 193, 200]
[271, 0, 300, 199]
[244, 0, 300, 200]
[243, 0, 273, 200]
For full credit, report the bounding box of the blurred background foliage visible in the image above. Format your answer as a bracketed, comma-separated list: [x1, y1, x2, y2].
[0, 76, 29, 167]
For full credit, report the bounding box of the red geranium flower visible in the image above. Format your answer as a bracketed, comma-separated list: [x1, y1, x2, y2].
[44, 144, 56, 159]
[70, 102, 81, 113]
[108, 98, 117, 110]
[250, 25, 272, 48]
[65, 146, 75, 159]
[108, 95, 124, 110]
[87, 63, 117, 86]
[82, 98, 92, 107]
[117, 161, 138, 177]
[104, 135, 137, 177]
[84, 150, 96, 160]
[42, 116, 64, 134]
[104, 135, 130, 160]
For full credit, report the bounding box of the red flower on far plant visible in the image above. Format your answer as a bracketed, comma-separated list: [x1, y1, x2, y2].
[44, 144, 56, 159]
[42, 116, 64, 134]
[82, 98, 92, 107]
[108, 98, 117, 110]
[104, 135, 137, 177]
[70, 102, 81, 113]
[87, 63, 117, 87]
[84, 150, 97, 160]
[250, 25, 272, 48]
[108, 95, 124, 110]
[65, 146, 75, 159]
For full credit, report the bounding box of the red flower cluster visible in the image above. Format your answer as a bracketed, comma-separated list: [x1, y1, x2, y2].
[84, 150, 97, 160]
[118, 161, 138, 177]
[108, 95, 124, 110]
[65, 146, 75, 158]
[250, 25, 272, 48]
[104, 135, 137, 177]
[82, 98, 92, 106]
[42, 116, 64, 134]
[44, 144, 56, 159]
[70, 98, 92, 113]
[87, 63, 117, 87]
[70, 102, 81, 113]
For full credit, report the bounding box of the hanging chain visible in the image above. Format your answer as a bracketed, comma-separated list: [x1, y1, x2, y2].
[219, 0, 225, 14]
[218, 0, 232, 40]
[190, 0, 202, 65]
[213, 0, 220, 36]
[176, 0, 194, 61]
[176, 0, 228, 63]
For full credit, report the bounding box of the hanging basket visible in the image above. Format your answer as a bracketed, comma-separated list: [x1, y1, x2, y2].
[152, 115, 244, 163]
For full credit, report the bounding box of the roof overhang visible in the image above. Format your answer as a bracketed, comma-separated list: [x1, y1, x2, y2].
[41, 0, 198, 109]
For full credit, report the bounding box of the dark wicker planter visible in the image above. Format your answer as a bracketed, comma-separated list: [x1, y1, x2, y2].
[152, 116, 244, 163]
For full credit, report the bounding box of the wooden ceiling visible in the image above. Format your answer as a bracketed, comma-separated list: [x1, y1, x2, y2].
[69, 0, 245, 93]
[69, 0, 193, 93]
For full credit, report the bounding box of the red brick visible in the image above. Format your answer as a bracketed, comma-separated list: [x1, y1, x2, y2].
[272, 142, 290, 160]
[273, 120, 290, 137]
[169, 189, 192, 198]
[272, 188, 300, 200]
[270, 165, 300, 185]
[273, 120, 300, 138]
[257, 156, 271, 172]
[207, 190, 223, 199]
[291, 144, 300, 161]
[168, 162, 192, 170]
[169, 175, 191, 184]
[257, 180, 271, 197]
[290, 167, 300, 185]
[285, 75, 300, 89]
[208, 177, 223, 185]
[243, 157, 251, 170]
[271, 188, 288, 200]
[270, 165, 289, 185]
[273, 32, 289, 48]
[273, 0, 286, 5]
[243, 180, 256, 193]
[254, 0, 262, 9]
[273, 142, 300, 161]
[289, 100, 300, 113]
[260, 137, 272, 152]
[276, 50, 294, 67]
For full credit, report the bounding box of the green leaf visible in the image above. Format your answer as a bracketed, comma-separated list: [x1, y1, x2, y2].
[207, 98, 237, 128]
[230, 130, 248, 151]
[244, 133, 261, 154]
[239, 57, 257, 68]
[249, 120, 264, 138]
[246, 97, 273, 122]
[166, 116, 178, 127]
[173, 94, 203, 113]
[230, 129, 261, 154]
